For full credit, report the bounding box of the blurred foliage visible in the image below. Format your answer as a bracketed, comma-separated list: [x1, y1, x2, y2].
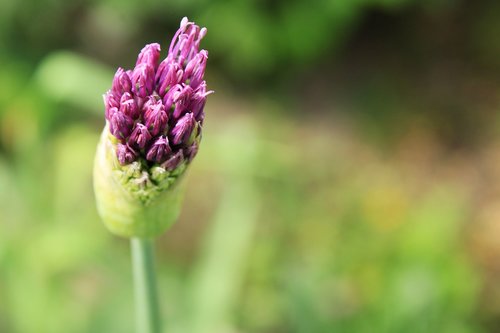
[1, 0, 500, 332]
[0, 0, 475, 82]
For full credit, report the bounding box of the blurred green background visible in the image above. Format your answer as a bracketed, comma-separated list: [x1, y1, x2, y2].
[1, 0, 500, 332]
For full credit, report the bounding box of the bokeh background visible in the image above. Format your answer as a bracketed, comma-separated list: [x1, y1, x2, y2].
[1, 0, 500, 332]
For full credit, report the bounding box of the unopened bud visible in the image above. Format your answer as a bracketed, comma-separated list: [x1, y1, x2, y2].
[170, 112, 197, 145]
[132, 64, 155, 98]
[109, 111, 133, 140]
[136, 43, 161, 70]
[161, 150, 184, 171]
[146, 136, 172, 163]
[144, 100, 168, 136]
[112, 68, 132, 95]
[120, 92, 140, 119]
[128, 123, 152, 149]
[116, 143, 137, 165]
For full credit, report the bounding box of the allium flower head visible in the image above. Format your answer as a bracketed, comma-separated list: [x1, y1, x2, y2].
[103, 17, 211, 168]
[94, 17, 212, 238]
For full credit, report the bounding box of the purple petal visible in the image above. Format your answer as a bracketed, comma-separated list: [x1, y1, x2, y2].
[161, 150, 184, 171]
[116, 143, 137, 165]
[168, 17, 191, 55]
[144, 99, 169, 136]
[132, 64, 155, 98]
[168, 17, 207, 65]
[106, 106, 119, 121]
[109, 111, 133, 140]
[128, 123, 152, 149]
[190, 82, 213, 120]
[163, 84, 182, 111]
[172, 84, 193, 119]
[183, 50, 207, 88]
[111, 68, 132, 95]
[146, 136, 172, 164]
[136, 43, 161, 70]
[119, 92, 140, 119]
[184, 142, 199, 162]
[170, 112, 197, 146]
[157, 61, 184, 97]
[104, 91, 120, 120]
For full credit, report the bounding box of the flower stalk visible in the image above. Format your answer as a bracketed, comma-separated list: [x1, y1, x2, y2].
[131, 238, 161, 333]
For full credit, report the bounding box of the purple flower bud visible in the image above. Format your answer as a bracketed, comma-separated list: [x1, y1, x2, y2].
[104, 90, 120, 108]
[144, 99, 169, 136]
[190, 82, 213, 120]
[116, 143, 137, 165]
[141, 96, 155, 114]
[162, 84, 182, 111]
[131, 64, 155, 98]
[134, 96, 146, 110]
[184, 142, 199, 162]
[182, 25, 205, 62]
[168, 17, 190, 55]
[146, 136, 172, 164]
[171, 112, 198, 146]
[109, 111, 133, 140]
[172, 85, 194, 119]
[104, 91, 120, 120]
[180, 34, 196, 63]
[156, 60, 166, 82]
[198, 27, 207, 41]
[168, 17, 207, 66]
[128, 123, 152, 149]
[183, 50, 207, 88]
[180, 17, 190, 30]
[112, 68, 132, 95]
[191, 97, 206, 122]
[136, 43, 161, 70]
[161, 150, 184, 171]
[119, 92, 140, 119]
[156, 61, 183, 96]
[106, 106, 118, 121]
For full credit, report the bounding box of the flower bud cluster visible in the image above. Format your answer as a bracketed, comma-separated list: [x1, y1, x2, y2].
[103, 17, 212, 169]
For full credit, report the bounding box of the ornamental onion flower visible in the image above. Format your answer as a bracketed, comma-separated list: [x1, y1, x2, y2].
[95, 18, 211, 333]
[94, 17, 212, 238]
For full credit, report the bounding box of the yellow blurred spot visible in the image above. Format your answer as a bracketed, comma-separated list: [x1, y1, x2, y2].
[362, 184, 408, 231]
[1, 104, 39, 153]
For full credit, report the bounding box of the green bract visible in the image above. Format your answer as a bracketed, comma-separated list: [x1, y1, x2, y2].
[93, 125, 186, 238]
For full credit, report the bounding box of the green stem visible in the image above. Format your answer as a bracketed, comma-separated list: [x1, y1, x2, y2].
[131, 238, 161, 333]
